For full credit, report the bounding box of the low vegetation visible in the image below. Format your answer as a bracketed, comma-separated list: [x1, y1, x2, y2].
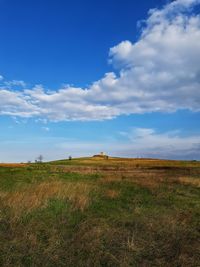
[0, 157, 199, 266]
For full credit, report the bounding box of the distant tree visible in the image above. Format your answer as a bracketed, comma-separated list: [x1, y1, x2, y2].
[69, 156, 72, 160]
[37, 155, 43, 163]
[27, 160, 31, 163]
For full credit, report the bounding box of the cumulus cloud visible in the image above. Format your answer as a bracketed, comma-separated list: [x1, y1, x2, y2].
[0, 0, 200, 121]
[0, 89, 41, 117]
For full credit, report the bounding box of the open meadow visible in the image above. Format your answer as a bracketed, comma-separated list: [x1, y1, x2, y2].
[0, 157, 200, 266]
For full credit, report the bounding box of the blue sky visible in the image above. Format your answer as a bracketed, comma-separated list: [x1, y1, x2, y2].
[0, 0, 200, 162]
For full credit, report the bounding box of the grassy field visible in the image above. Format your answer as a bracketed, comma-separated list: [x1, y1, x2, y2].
[0, 157, 200, 266]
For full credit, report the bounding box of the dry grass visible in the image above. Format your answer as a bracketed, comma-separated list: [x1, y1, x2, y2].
[178, 176, 200, 187]
[127, 234, 141, 252]
[0, 159, 199, 266]
[105, 189, 120, 199]
[101, 172, 165, 190]
[0, 163, 26, 167]
[57, 157, 200, 168]
[101, 169, 200, 190]
[0, 181, 93, 215]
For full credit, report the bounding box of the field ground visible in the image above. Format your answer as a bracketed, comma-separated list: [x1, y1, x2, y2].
[0, 157, 200, 266]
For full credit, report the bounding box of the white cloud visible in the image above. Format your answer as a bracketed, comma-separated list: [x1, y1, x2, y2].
[123, 127, 200, 151]
[0, 89, 40, 117]
[0, 0, 200, 121]
[42, 126, 50, 132]
[115, 127, 200, 159]
[4, 80, 26, 88]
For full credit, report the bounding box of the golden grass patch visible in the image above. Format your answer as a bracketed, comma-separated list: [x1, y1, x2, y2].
[0, 181, 93, 215]
[0, 163, 26, 167]
[178, 177, 200, 187]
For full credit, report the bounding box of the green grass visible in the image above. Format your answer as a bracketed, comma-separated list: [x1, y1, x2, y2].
[0, 159, 199, 266]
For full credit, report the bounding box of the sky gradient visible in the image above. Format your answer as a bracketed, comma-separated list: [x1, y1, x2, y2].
[0, 0, 200, 162]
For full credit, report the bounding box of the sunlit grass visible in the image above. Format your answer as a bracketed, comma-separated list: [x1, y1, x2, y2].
[0, 158, 199, 266]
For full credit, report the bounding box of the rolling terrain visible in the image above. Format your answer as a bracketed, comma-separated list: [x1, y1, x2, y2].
[0, 157, 199, 266]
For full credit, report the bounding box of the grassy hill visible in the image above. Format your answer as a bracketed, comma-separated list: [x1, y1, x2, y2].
[0, 157, 199, 266]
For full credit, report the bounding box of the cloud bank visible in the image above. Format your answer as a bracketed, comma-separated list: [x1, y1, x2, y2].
[117, 127, 200, 159]
[1, 127, 200, 162]
[56, 127, 200, 159]
[1, 0, 200, 121]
